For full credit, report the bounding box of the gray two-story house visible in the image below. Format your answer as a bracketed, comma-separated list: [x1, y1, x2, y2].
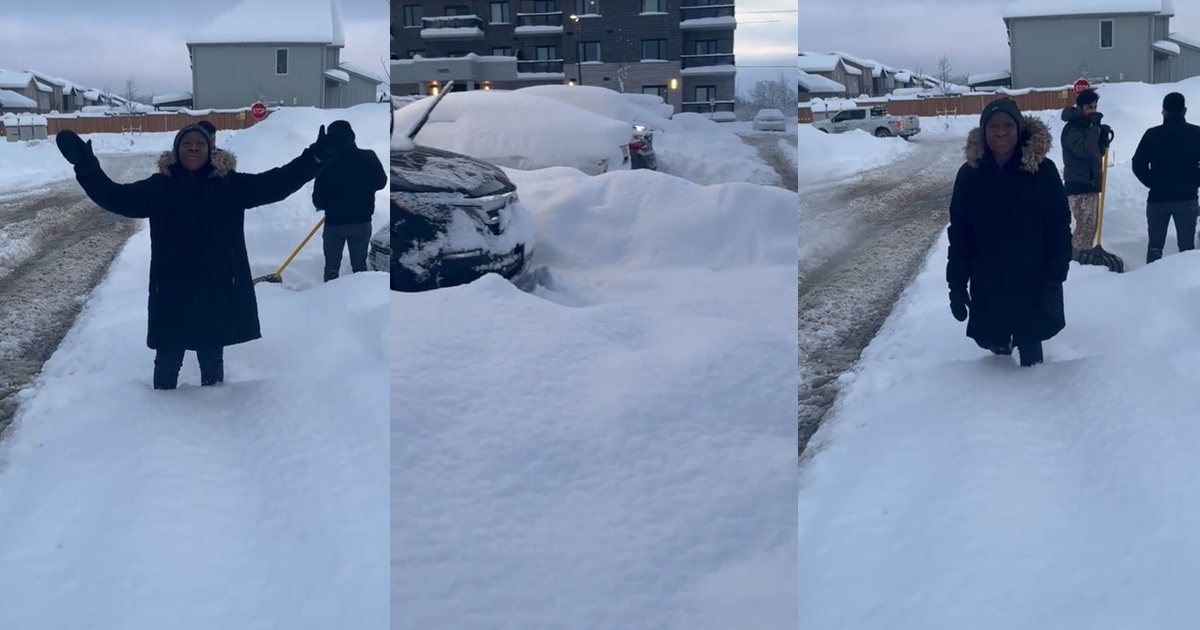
[391, 0, 737, 117]
[798, 53, 861, 96]
[186, 0, 381, 109]
[1004, 0, 1200, 88]
[0, 71, 53, 112]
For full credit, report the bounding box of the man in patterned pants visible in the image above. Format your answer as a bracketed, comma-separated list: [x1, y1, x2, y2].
[1060, 89, 1111, 260]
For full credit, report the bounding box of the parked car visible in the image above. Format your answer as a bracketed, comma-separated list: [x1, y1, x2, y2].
[752, 108, 788, 132]
[810, 106, 921, 139]
[370, 82, 534, 292]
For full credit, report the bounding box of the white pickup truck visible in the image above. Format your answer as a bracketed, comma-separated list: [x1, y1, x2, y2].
[811, 106, 920, 139]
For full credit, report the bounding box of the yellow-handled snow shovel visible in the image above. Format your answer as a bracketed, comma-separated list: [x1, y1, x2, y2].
[253, 217, 325, 284]
[1077, 144, 1125, 273]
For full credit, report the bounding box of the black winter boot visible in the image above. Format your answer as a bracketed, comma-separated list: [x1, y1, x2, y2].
[1018, 342, 1044, 367]
[1147, 247, 1164, 264]
[153, 349, 185, 390]
[197, 347, 225, 386]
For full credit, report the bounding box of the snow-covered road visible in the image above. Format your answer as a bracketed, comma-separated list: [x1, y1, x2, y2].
[798, 137, 960, 454]
[738, 130, 798, 192]
[0, 154, 149, 435]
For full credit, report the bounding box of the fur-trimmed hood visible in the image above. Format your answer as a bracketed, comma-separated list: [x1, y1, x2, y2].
[156, 147, 238, 177]
[963, 115, 1052, 174]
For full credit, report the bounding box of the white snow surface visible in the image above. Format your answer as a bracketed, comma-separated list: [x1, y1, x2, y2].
[392, 88, 779, 186]
[798, 123, 914, 185]
[0, 130, 178, 191]
[420, 26, 484, 38]
[393, 165, 798, 629]
[679, 15, 737, 27]
[186, 0, 346, 45]
[1154, 39, 1182, 54]
[799, 78, 1200, 629]
[1170, 32, 1200, 49]
[1003, 0, 1173, 18]
[799, 69, 847, 93]
[0, 104, 390, 628]
[324, 68, 350, 83]
[797, 54, 843, 73]
[0, 89, 36, 108]
[968, 69, 1012, 84]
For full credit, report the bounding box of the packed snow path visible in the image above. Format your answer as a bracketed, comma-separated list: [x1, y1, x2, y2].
[738, 131, 798, 192]
[798, 138, 959, 455]
[0, 155, 147, 436]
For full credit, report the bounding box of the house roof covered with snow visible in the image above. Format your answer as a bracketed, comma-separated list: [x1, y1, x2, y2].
[798, 70, 846, 94]
[0, 70, 35, 90]
[1169, 32, 1200, 50]
[338, 62, 384, 83]
[0, 89, 37, 108]
[152, 92, 193, 105]
[1003, 0, 1174, 19]
[832, 52, 896, 78]
[1153, 40, 1181, 55]
[25, 70, 80, 93]
[186, 0, 346, 46]
[968, 69, 1012, 84]
[797, 54, 844, 73]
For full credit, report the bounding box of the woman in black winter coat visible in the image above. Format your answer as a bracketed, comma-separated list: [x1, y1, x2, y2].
[55, 123, 339, 389]
[946, 97, 1074, 367]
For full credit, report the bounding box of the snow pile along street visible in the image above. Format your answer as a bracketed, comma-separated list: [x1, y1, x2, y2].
[0, 104, 390, 629]
[392, 106, 798, 626]
[797, 122, 915, 185]
[799, 78, 1200, 628]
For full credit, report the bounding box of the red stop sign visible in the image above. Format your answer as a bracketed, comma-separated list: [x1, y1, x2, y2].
[1073, 79, 1091, 95]
[250, 102, 267, 120]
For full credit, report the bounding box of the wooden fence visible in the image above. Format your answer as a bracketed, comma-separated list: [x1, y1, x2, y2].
[799, 87, 1082, 123]
[1, 108, 274, 135]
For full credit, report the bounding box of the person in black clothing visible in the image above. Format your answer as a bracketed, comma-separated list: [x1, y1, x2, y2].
[54, 123, 341, 389]
[312, 119, 388, 281]
[1060, 88, 1113, 259]
[1131, 92, 1200, 264]
[946, 97, 1073, 367]
[196, 120, 218, 145]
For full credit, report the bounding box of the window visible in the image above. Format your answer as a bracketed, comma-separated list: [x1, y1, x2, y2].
[445, 5, 470, 16]
[275, 48, 288, 74]
[642, 0, 666, 11]
[575, 0, 599, 15]
[642, 85, 668, 99]
[533, 0, 556, 13]
[694, 85, 716, 102]
[490, 2, 510, 23]
[580, 41, 601, 62]
[1100, 19, 1114, 48]
[642, 39, 668, 60]
[693, 39, 718, 55]
[403, 4, 422, 27]
[536, 46, 558, 60]
[493, 46, 515, 57]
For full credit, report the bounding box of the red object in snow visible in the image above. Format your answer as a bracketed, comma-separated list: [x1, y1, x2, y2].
[1074, 79, 1091, 95]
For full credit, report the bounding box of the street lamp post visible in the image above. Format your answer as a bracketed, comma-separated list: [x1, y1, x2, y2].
[569, 14, 582, 85]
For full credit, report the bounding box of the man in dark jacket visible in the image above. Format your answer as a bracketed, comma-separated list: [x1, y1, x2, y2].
[312, 120, 388, 281]
[1131, 92, 1200, 263]
[1060, 88, 1112, 259]
[54, 123, 341, 389]
[946, 97, 1073, 367]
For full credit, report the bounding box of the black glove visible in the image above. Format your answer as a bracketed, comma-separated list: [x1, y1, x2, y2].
[949, 289, 969, 322]
[1099, 124, 1114, 150]
[55, 130, 97, 168]
[307, 125, 340, 163]
[1087, 111, 1104, 125]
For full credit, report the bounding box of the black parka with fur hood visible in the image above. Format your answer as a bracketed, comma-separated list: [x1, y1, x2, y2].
[946, 115, 1074, 346]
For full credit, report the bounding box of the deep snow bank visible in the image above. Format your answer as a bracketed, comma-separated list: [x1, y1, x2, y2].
[392, 166, 798, 629]
[798, 123, 914, 185]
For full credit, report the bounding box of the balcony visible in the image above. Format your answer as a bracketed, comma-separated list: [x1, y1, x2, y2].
[515, 11, 565, 35]
[680, 53, 736, 75]
[516, 59, 565, 75]
[681, 99, 736, 121]
[680, 3, 736, 30]
[420, 15, 486, 40]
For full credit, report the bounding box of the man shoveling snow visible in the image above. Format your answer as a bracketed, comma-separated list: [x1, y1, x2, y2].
[54, 123, 342, 389]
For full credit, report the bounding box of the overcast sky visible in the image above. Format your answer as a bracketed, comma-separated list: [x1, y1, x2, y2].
[736, 0, 797, 93]
[0, 0, 388, 97]
[801, 0, 1200, 78]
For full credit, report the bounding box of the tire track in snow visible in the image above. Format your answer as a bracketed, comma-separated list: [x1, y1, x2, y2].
[738, 131, 798, 192]
[0, 155, 151, 439]
[799, 139, 960, 457]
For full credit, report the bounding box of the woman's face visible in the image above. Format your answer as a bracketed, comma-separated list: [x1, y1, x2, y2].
[986, 114, 1018, 157]
[178, 131, 209, 172]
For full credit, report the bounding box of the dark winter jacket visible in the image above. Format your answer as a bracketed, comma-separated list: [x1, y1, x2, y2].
[947, 116, 1074, 347]
[1131, 114, 1200, 203]
[1060, 106, 1103, 195]
[72, 146, 321, 350]
[311, 142, 387, 225]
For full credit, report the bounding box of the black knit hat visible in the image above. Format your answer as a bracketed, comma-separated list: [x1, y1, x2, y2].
[196, 120, 217, 136]
[172, 124, 212, 163]
[980, 97, 1023, 135]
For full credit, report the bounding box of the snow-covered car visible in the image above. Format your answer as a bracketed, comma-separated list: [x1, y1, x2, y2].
[752, 108, 788, 132]
[371, 82, 534, 292]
